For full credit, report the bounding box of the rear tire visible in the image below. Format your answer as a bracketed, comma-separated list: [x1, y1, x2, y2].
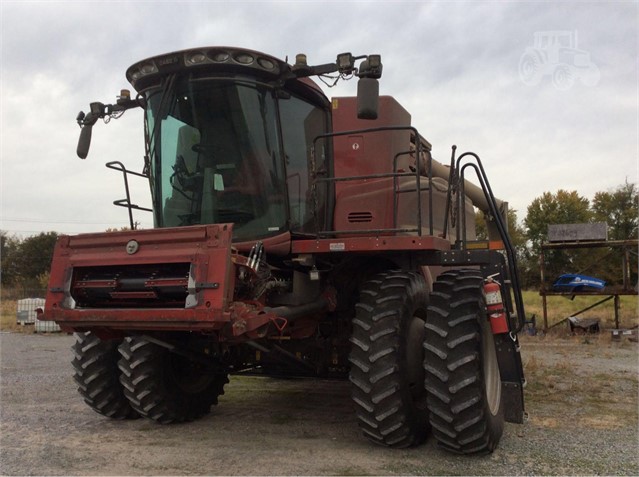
[424, 270, 504, 454]
[118, 336, 228, 424]
[349, 271, 430, 448]
[71, 332, 139, 420]
[518, 51, 543, 85]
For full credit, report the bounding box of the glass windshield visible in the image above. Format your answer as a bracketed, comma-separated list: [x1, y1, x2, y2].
[145, 78, 287, 241]
[279, 95, 329, 233]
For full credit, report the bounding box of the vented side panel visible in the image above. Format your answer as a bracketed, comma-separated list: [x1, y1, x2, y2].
[348, 212, 373, 223]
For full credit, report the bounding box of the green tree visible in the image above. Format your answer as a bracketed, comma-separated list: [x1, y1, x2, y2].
[591, 181, 638, 241]
[474, 208, 541, 287]
[475, 208, 526, 251]
[523, 190, 592, 287]
[524, 190, 592, 252]
[1, 231, 21, 286]
[13, 232, 59, 288]
[590, 181, 638, 286]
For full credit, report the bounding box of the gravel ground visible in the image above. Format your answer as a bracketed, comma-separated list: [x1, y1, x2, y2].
[1, 332, 637, 476]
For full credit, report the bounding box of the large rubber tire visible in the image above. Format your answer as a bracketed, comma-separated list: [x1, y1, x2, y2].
[71, 332, 139, 420]
[518, 51, 543, 86]
[424, 270, 504, 454]
[118, 336, 228, 424]
[552, 64, 575, 91]
[349, 271, 430, 448]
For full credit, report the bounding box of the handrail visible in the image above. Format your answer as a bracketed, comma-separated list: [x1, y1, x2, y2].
[456, 152, 525, 333]
[311, 125, 434, 237]
[441, 145, 457, 240]
[105, 161, 152, 229]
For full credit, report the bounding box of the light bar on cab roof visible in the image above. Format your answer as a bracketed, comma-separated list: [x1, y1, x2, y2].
[126, 47, 287, 91]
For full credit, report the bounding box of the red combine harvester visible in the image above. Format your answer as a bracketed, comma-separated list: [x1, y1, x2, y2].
[41, 47, 526, 453]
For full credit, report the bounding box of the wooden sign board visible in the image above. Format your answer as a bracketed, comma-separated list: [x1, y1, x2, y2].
[547, 223, 608, 242]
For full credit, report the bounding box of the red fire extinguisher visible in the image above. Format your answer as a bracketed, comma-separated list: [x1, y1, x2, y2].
[484, 277, 509, 334]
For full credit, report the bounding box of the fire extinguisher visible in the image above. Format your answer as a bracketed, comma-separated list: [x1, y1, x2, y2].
[484, 277, 510, 334]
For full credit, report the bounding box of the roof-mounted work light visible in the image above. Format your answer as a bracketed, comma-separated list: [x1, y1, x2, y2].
[336, 52, 355, 74]
[358, 54, 383, 79]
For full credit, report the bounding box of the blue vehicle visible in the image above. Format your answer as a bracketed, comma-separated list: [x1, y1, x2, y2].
[552, 274, 606, 292]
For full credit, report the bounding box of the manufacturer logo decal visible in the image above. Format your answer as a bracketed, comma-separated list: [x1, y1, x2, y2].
[126, 240, 139, 255]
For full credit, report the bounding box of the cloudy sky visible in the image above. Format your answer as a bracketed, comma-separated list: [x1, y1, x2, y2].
[1, 1, 637, 237]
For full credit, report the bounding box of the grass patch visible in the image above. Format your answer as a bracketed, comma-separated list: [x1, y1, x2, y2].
[1, 287, 47, 333]
[0, 295, 25, 332]
[1, 303, 42, 333]
[522, 289, 638, 330]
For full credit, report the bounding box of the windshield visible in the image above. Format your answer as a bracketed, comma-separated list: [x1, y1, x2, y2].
[145, 77, 287, 241]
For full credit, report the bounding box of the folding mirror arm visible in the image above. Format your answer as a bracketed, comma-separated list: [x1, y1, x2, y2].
[76, 90, 142, 159]
[290, 52, 383, 120]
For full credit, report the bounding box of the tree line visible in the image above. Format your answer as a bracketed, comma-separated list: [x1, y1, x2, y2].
[477, 181, 638, 288]
[1, 182, 637, 290]
[1, 231, 58, 290]
[0, 226, 133, 290]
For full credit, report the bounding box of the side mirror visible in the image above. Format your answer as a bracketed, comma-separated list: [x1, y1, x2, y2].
[357, 77, 379, 120]
[77, 124, 93, 159]
[75, 102, 105, 159]
[74, 94, 140, 159]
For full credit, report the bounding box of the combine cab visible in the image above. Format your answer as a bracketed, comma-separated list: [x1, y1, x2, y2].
[42, 47, 526, 453]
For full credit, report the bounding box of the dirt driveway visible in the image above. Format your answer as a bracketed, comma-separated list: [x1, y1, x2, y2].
[1, 332, 637, 475]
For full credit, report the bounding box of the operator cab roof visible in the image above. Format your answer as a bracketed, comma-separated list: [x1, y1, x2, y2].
[126, 46, 321, 94]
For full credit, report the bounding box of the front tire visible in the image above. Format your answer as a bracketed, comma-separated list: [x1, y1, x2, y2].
[71, 332, 139, 420]
[118, 336, 228, 424]
[424, 270, 504, 454]
[349, 271, 430, 448]
[552, 64, 575, 90]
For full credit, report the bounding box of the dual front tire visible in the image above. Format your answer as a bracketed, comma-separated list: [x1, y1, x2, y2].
[349, 270, 504, 453]
[349, 271, 430, 448]
[72, 333, 227, 424]
[424, 270, 504, 453]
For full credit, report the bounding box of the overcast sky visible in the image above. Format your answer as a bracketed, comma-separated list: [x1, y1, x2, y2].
[1, 1, 637, 237]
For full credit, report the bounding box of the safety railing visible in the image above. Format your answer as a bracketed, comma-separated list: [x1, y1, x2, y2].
[106, 161, 152, 229]
[311, 126, 436, 238]
[455, 151, 525, 333]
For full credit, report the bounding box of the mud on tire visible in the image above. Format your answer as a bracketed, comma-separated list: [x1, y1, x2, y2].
[118, 336, 228, 424]
[72, 332, 139, 420]
[424, 270, 504, 454]
[349, 270, 430, 448]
